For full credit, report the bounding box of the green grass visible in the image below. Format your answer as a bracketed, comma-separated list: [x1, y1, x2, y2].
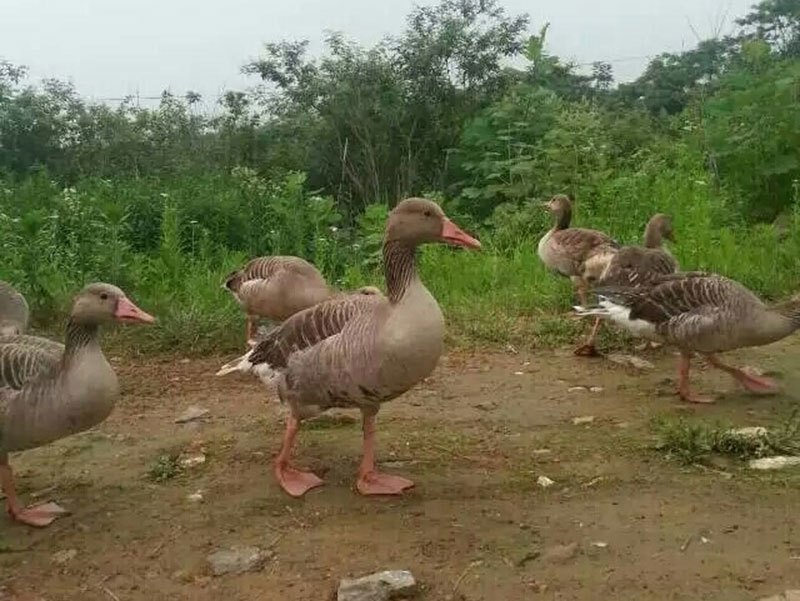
[652, 413, 800, 465]
[147, 453, 184, 482]
[1, 168, 799, 356]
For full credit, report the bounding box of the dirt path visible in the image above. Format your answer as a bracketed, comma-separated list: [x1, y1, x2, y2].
[2, 341, 799, 601]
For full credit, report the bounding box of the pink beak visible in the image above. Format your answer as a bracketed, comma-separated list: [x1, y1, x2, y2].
[441, 218, 481, 250]
[114, 297, 155, 324]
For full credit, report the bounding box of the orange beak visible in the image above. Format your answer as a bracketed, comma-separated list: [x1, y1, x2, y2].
[441, 218, 481, 250]
[114, 297, 156, 324]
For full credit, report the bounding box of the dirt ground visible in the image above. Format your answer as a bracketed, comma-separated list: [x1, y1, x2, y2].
[2, 339, 799, 601]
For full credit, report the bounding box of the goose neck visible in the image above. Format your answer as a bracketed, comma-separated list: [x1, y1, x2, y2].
[383, 239, 418, 303]
[554, 206, 571, 230]
[62, 319, 101, 364]
[643, 223, 662, 248]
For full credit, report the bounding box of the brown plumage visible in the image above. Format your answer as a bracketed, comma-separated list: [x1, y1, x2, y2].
[0, 281, 29, 336]
[577, 272, 800, 403]
[537, 194, 619, 355]
[586, 213, 679, 289]
[1, 283, 154, 527]
[217, 198, 481, 498]
[222, 256, 331, 345]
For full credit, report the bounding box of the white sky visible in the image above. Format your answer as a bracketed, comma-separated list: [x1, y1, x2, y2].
[1, 0, 755, 108]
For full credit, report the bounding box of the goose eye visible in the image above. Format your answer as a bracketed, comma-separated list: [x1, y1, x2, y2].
[423, 210, 432, 217]
[100, 293, 108, 301]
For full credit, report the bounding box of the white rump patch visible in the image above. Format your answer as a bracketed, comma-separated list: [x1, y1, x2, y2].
[215, 348, 279, 385]
[574, 297, 657, 339]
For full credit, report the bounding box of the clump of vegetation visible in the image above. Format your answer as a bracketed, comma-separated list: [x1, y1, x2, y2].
[652, 413, 800, 465]
[1, 0, 799, 353]
[148, 454, 183, 482]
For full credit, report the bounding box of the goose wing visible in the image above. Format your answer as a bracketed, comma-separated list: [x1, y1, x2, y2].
[217, 291, 384, 378]
[0, 335, 63, 390]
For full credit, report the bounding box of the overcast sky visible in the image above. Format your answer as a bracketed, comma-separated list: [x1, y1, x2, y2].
[2, 0, 754, 108]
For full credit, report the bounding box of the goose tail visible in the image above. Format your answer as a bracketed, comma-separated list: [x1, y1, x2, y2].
[215, 349, 254, 376]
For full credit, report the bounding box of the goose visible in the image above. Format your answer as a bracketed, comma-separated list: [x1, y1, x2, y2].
[537, 194, 619, 355]
[1, 283, 154, 527]
[579, 214, 679, 351]
[216, 198, 481, 497]
[223, 256, 332, 345]
[573, 272, 800, 403]
[0, 281, 30, 336]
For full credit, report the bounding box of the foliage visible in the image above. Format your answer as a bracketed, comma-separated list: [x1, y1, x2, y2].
[0, 0, 799, 354]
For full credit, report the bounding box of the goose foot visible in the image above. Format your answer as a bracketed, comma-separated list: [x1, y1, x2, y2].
[706, 355, 780, 396]
[734, 371, 780, 395]
[357, 472, 414, 496]
[356, 412, 414, 496]
[678, 353, 715, 404]
[678, 389, 716, 404]
[273, 415, 323, 497]
[573, 343, 601, 357]
[8, 501, 69, 528]
[274, 464, 324, 498]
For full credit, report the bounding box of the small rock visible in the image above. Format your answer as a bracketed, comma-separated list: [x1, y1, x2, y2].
[758, 591, 800, 601]
[567, 386, 587, 392]
[537, 476, 555, 488]
[728, 426, 768, 439]
[589, 386, 603, 393]
[337, 570, 418, 601]
[572, 416, 595, 425]
[52, 549, 77, 564]
[207, 546, 271, 576]
[542, 543, 578, 564]
[590, 541, 608, 549]
[180, 454, 206, 468]
[175, 406, 210, 424]
[473, 401, 497, 412]
[187, 490, 204, 503]
[607, 353, 655, 370]
[749, 456, 800, 470]
[532, 448, 552, 456]
[513, 371, 525, 376]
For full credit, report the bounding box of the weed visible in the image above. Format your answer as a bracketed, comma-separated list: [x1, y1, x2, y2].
[148, 454, 183, 482]
[652, 412, 800, 465]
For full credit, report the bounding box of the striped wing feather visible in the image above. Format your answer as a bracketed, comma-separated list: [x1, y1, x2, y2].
[0, 335, 63, 390]
[248, 293, 383, 369]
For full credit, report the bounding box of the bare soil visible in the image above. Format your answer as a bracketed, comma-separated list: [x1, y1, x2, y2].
[2, 340, 800, 601]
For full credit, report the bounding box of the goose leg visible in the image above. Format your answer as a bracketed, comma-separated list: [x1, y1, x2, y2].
[677, 353, 714, 404]
[1, 459, 68, 527]
[273, 415, 323, 497]
[356, 412, 414, 496]
[246, 316, 258, 347]
[574, 317, 602, 357]
[706, 354, 780, 395]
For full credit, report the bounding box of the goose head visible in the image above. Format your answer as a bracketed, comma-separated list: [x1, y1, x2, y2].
[71, 283, 155, 326]
[385, 198, 481, 250]
[540, 194, 573, 229]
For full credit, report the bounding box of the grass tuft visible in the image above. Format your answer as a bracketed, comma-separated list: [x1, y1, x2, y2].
[652, 412, 800, 465]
